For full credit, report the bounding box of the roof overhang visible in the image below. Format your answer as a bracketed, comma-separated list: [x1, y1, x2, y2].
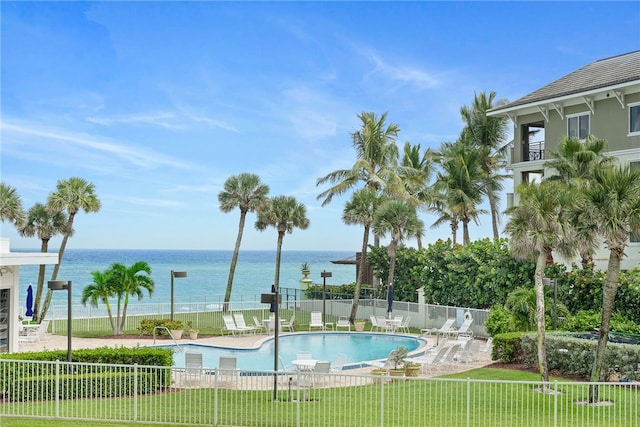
[488, 80, 640, 120]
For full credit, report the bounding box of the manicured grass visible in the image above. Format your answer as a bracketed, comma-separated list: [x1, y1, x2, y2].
[1, 367, 635, 427]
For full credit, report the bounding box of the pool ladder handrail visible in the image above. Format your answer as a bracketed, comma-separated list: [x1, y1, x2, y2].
[153, 326, 182, 351]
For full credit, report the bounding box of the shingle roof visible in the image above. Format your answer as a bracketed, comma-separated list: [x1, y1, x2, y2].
[492, 50, 640, 111]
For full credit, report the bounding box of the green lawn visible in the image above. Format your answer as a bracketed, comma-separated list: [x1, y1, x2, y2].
[1, 367, 635, 427]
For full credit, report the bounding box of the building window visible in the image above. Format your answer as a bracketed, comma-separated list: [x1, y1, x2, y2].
[630, 103, 640, 135]
[567, 113, 590, 140]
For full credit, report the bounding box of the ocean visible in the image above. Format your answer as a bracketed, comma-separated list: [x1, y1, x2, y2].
[16, 249, 358, 304]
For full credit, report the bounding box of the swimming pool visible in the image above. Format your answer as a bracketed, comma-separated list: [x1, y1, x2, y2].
[156, 333, 427, 371]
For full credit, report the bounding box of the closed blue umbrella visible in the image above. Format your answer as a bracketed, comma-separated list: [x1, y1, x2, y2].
[25, 285, 34, 317]
[269, 284, 276, 313]
[387, 283, 393, 317]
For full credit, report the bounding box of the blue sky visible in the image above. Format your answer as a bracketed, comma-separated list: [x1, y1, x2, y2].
[1, 1, 639, 251]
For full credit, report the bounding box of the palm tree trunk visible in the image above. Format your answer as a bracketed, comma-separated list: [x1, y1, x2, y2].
[589, 246, 623, 402]
[450, 221, 457, 245]
[350, 225, 370, 324]
[103, 298, 116, 333]
[462, 219, 470, 245]
[488, 192, 500, 240]
[39, 213, 76, 322]
[535, 252, 549, 383]
[119, 294, 130, 335]
[224, 210, 247, 310]
[273, 231, 285, 291]
[33, 239, 50, 323]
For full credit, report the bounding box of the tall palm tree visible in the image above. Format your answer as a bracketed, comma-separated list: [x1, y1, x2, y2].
[317, 111, 402, 206]
[434, 139, 486, 244]
[546, 135, 614, 267]
[429, 194, 460, 245]
[460, 91, 510, 239]
[218, 173, 270, 307]
[372, 200, 420, 295]
[40, 177, 101, 321]
[255, 196, 309, 291]
[82, 270, 117, 333]
[579, 165, 640, 400]
[18, 203, 68, 323]
[0, 182, 25, 227]
[342, 188, 384, 323]
[399, 142, 436, 207]
[108, 261, 154, 336]
[505, 180, 578, 383]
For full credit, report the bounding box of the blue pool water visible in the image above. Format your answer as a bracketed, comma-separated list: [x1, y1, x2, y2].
[156, 333, 426, 371]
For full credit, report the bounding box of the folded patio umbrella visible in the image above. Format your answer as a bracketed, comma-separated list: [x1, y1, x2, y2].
[25, 284, 34, 317]
[387, 283, 393, 317]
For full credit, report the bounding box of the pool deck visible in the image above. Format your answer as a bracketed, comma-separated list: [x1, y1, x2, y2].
[18, 331, 494, 377]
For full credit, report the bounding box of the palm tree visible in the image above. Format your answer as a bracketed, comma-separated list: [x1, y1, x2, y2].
[434, 139, 486, 244]
[342, 188, 384, 323]
[317, 111, 402, 206]
[0, 182, 25, 227]
[579, 165, 640, 400]
[40, 177, 101, 321]
[505, 180, 578, 383]
[255, 196, 309, 291]
[218, 173, 269, 308]
[82, 270, 117, 333]
[108, 261, 154, 336]
[460, 91, 510, 239]
[372, 200, 420, 295]
[399, 141, 436, 207]
[546, 135, 614, 267]
[18, 203, 68, 323]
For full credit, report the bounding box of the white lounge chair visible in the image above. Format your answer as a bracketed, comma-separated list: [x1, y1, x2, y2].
[222, 315, 241, 336]
[421, 318, 456, 343]
[448, 314, 474, 339]
[184, 351, 204, 385]
[309, 311, 325, 331]
[282, 313, 295, 332]
[369, 315, 381, 332]
[398, 316, 411, 334]
[218, 356, 238, 384]
[331, 353, 347, 371]
[312, 361, 331, 386]
[335, 316, 350, 331]
[233, 313, 257, 334]
[253, 315, 266, 333]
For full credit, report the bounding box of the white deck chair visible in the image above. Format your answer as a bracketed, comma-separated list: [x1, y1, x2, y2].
[331, 353, 347, 371]
[38, 319, 51, 342]
[335, 316, 350, 331]
[218, 356, 238, 384]
[222, 315, 240, 336]
[253, 316, 266, 333]
[184, 351, 204, 385]
[282, 313, 295, 332]
[421, 318, 456, 343]
[369, 315, 381, 332]
[309, 311, 325, 331]
[233, 313, 257, 334]
[312, 361, 331, 386]
[438, 343, 463, 372]
[266, 315, 281, 335]
[448, 316, 474, 339]
[453, 337, 476, 363]
[398, 316, 410, 334]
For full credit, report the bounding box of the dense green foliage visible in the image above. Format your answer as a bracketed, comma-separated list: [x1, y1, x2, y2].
[367, 238, 535, 307]
[139, 318, 184, 336]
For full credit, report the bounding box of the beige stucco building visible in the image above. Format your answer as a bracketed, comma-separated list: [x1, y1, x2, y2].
[488, 51, 640, 270]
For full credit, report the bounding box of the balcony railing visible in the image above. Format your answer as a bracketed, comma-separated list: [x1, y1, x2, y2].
[521, 140, 545, 162]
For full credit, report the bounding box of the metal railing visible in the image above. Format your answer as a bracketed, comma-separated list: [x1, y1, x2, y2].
[46, 296, 490, 337]
[0, 359, 637, 426]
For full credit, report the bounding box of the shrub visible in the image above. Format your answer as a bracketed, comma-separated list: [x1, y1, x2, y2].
[485, 305, 517, 336]
[491, 332, 525, 363]
[139, 318, 184, 336]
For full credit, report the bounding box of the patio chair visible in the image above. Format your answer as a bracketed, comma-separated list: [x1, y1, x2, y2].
[184, 351, 204, 385]
[376, 316, 394, 333]
[421, 317, 456, 343]
[253, 315, 266, 333]
[398, 316, 411, 334]
[369, 315, 381, 332]
[282, 313, 295, 332]
[266, 315, 281, 335]
[411, 344, 451, 375]
[331, 353, 347, 371]
[218, 356, 238, 384]
[309, 311, 325, 331]
[448, 314, 474, 339]
[453, 337, 476, 363]
[335, 316, 350, 331]
[312, 361, 331, 386]
[222, 315, 241, 336]
[38, 319, 51, 342]
[233, 312, 257, 334]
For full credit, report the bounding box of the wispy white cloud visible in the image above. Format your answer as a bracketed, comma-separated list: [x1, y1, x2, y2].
[108, 195, 184, 208]
[348, 42, 440, 89]
[86, 110, 239, 132]
[1, 120, 191, 170]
